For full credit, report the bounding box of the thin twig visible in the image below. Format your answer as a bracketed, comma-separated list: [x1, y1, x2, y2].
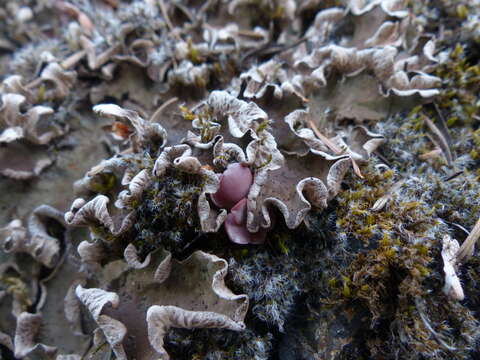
[236, 29, 267, 39]
[240, 36, 308, 63]
[173, 2, 196, 23]
[158, 0, 174, 32]
[444, 220, 470, 237]
[373, 150, 392, 167]
[416, 299, 457, 352]
[418, 148, 442, 161]
[307, 119, 343, 154]
[371, 179, 404, 211]
[307, 119, 363, 178]
[350, 158, 364, 179]
[433, 102, 452, 146]
[159, 0, 182, 41]
[292, 88, 309, 103]
[423, 114, 453, 166]
[150, 97, 179, 123]
[61, 50, 86, 69]
[455, 216, 480, 263]
[25, 78, 42, 90]
[444, 170, 463, 181]
[265, 36, 309, 56]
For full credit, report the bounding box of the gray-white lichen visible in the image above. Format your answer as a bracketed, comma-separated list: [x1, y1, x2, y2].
[0, 0, 479, 359]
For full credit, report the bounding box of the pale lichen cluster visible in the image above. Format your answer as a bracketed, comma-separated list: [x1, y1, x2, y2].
[0, 0, 479, 359]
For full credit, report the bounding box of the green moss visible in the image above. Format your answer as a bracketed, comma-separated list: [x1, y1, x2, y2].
[89, 172, 117, 194]
[186, 38, 202, 64]
[179, 105, 195, 121]
[456, 4, 468, 19]
[335, 166, 438, 246]
[36, 83, 46, 103]
[0, 276, 31, 310]
[314, 158, 480, 358]
[430, 43, 480, 128]
[90, 225, 116, 242]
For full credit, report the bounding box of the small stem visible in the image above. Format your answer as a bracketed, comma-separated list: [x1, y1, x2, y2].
[235, 29, 266, 39]
[350, 158, 364, 179]
[423, 114, 452, 166]
[159, 0, 181, 41]
[456, 216, 480, 263]
[150, 97, 178, 123]
[307, 119, 343, 154]
[61, 50, 86, 69]
[307, 119, 364, 178]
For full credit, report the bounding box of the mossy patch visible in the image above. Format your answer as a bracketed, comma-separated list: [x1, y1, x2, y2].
[132, 167, 206, 257]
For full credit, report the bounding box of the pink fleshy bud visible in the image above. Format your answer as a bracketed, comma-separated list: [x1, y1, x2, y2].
[224, 198, 266, 245]
[211, 163, 252, 210]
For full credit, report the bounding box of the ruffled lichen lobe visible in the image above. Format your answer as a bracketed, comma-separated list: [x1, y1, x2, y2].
[0, 0, 479, 359]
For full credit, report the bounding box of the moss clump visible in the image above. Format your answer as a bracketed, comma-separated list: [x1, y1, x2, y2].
[335, 166, 437, 246]
[311, 163, 480, 359]
[375, 112, 480, 230]
[88, 172, 118, 194]
[132, 167, 205, 257]
[0, 275, 31, 311]
[164, 327, 273, 360]
[226, 209, 338, 333]
[186, 38, 202, 64]
[431, 44, 480, 127]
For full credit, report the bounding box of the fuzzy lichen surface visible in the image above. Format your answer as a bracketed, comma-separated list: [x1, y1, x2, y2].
[316, 41, 480, 354]
[131, 167, 205, 257]
[312, 164, 480, 359]
[164, 327, 273, 360]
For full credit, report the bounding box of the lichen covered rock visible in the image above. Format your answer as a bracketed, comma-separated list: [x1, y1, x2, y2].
[0, 0, 479, 359]
[77, 250, 248, 360]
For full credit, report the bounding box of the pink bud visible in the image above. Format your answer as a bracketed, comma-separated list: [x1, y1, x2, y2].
[224, 198, 266, 245]
[211, 163, 252, 210]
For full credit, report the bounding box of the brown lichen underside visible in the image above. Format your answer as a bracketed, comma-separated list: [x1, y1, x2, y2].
[0, 142, 50, 176]
[103, 296, 155, 360]
[90, 251, 247, 359]
[248, 153, 349, 230]
[308, 74, 393, 123]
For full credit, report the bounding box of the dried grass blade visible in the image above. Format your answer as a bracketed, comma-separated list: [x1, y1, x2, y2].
[307, 119, 343, 154]
[456, 216, 480, 263]
[423, 114, 453, 166]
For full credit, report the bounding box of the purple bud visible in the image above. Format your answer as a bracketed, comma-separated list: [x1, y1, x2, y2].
[211, 163, 252, 210]
[224, 198, 266, 245]
[230, 197, 247, 225]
